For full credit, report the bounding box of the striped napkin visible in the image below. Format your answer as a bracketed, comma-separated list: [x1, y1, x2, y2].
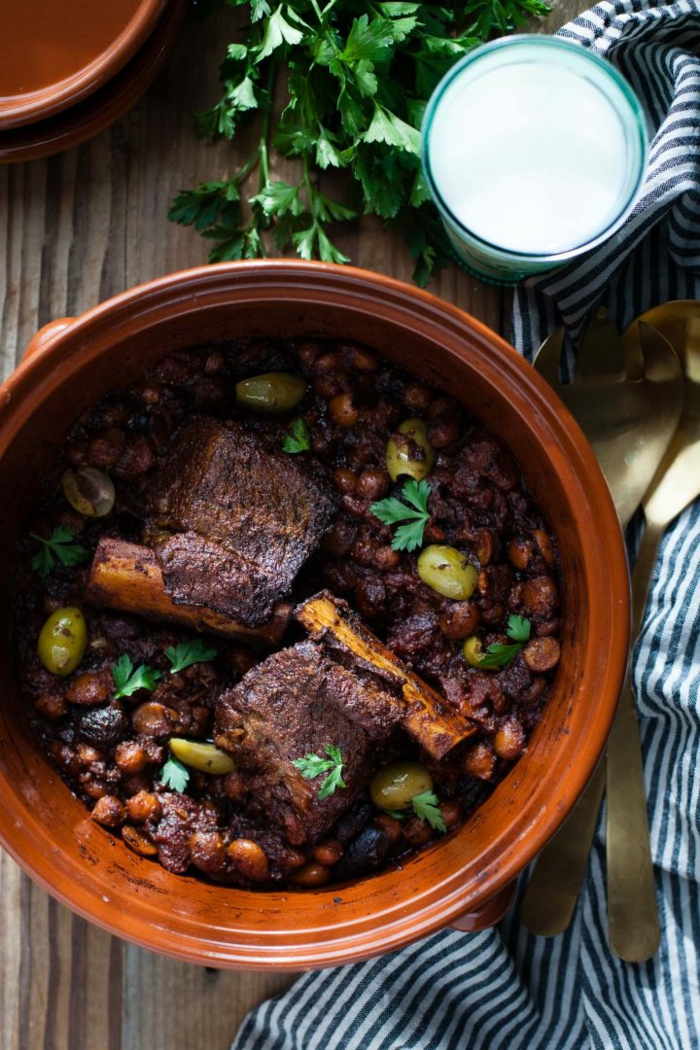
[232, 3, 700, 1046]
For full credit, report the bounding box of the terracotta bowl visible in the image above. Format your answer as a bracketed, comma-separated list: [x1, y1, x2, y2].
[0, 0, 167, 130]
[0, 262, 629, 969]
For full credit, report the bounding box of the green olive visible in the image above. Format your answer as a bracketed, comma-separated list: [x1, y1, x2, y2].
[417, 545, 478, 600]
[463, 636, 484, 668]
[370, 761, 433, 812]
[235, 372, 306, 414]
[62, 466, 115, 517]
[169, 738, 235, 775]
[386, 418, 436, 482]
[38, 606, 88, 677]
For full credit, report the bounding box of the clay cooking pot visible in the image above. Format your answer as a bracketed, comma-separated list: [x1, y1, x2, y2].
[0, 262, 629, 969]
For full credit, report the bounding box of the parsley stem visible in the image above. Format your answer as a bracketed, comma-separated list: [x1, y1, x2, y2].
[259, 60, 277, 192]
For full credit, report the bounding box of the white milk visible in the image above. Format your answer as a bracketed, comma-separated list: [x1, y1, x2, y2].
[422, 38, 647, 280]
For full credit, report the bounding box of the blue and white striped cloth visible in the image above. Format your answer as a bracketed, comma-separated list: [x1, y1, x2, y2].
[232, 3, 700, 1047]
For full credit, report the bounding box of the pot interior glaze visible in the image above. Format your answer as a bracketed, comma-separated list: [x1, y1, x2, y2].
[0, 262, 629, 969]
[0, 0, 166, 128]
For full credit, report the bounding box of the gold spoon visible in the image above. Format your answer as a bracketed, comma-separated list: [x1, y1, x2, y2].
[606, 301, 700, 962]
[520, 309, 683, 939]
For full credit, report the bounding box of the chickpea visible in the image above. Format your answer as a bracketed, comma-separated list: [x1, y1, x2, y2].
[34, 692, 67, 721]
[417, 546, 478, 601]
[533, 529, 556, 567]
[115, 741, 148, 774]
[131, 702, 179, 737]
[235, 372, 306, 413]
[523, 637, 561, 673]
[462, 742, 497, 780]
[508, 536, 533, 571]
[62, 466, 115, 517]
[439, 800, 462, 830]
[403, 382, 433, 413]
[344, 344, 379, 371]
[373, 545, 401, 572]
[126, 791, 162, 824]
[190, 831, 227, 876]
[427, 417, 459, 449]
[401, 817, 433, 848]
[386, 418, 436, 482]
[38, 607, 88, 677]
[297, 341, 322, 369]
[333, 467, 357, 495]
[91, 795, 126, 829]
[370, 761, 433, 812]
[439, 601, 479, 640]
[228, 838, 271, 882]
[168, 738, 235, 775]
[312, 839, 344, 866]
[493, 718, 526, 760]
[356, 467, 389, 502]
[290, 863, 331, 888]
[374, 814, 403, 843]
[328, 393, 359, 428]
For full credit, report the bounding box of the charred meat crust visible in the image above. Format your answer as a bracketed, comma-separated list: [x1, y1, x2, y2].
[213, 640, 402, 845]
[144, 417, 337, 625]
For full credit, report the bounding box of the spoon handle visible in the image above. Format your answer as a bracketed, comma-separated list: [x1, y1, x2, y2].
[606, 521, 663, 962]
[519, 761, 605, 936]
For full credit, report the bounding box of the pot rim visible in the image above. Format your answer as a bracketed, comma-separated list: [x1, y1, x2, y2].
[0, 261, 630, 967]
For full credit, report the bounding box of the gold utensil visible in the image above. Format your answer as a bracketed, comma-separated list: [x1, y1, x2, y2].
[606, 301, 700, 961]
[520, 308, 683, 938]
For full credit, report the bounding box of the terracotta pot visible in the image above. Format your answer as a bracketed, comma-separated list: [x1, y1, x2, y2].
[0, 0, 188, 165]
[0, 262, 629, 970]
[0, 0, 167, 130]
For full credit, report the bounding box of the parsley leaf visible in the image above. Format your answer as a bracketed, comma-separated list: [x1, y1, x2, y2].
[292, 744, 346, 800]
[476, 615, 532, 670]
[112, 655, 162, 699]
[30, 526, 89, 578]
[166, 639, 218, 674]
[159, 757, 190, 793]
[282, 416, 311, 454]
[410, 789, 447, 832]
[507, 614, 531, 642]
[370, 478, 431, 552]
[170, 0, 550, 285]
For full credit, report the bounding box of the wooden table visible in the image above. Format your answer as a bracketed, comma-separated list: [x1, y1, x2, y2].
[0, 3, 578, 1047]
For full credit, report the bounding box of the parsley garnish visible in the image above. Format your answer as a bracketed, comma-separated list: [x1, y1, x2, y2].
[30, 526, 89, 578]
[477, 615, 532, 670]
[170, 0, 550, 286]
[282, 417, 311, 454]
[292, 744, 346, 800]
[379, 790, 447, 832]
[112, 655, 162, 699]
[410, 789, 448, 832]
[166, 639, 218, 674]
[370, 478, 431, 552]
[159, 757, 190, 793]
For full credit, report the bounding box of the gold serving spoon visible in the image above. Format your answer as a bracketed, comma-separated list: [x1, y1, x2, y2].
[605, 301, 700, 961]
[520, 308, 683, 939]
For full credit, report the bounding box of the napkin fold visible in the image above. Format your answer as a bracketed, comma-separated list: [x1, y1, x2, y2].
[232, 3, 700, 1047]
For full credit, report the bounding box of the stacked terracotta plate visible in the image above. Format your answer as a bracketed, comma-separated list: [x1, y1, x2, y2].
[0, 0, 187, 163]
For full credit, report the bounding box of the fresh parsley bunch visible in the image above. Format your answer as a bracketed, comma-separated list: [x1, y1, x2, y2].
[171, 0, 549, 284]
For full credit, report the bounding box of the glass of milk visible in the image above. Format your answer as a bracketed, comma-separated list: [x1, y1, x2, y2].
[421, 36, 648, 285]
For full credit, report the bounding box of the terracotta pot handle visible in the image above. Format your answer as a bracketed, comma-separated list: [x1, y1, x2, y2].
[450, 880, 516, 932]
[22, 317, 76, 362]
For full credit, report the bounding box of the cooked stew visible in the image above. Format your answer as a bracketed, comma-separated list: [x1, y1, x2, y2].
[12, 339, 561, 888]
